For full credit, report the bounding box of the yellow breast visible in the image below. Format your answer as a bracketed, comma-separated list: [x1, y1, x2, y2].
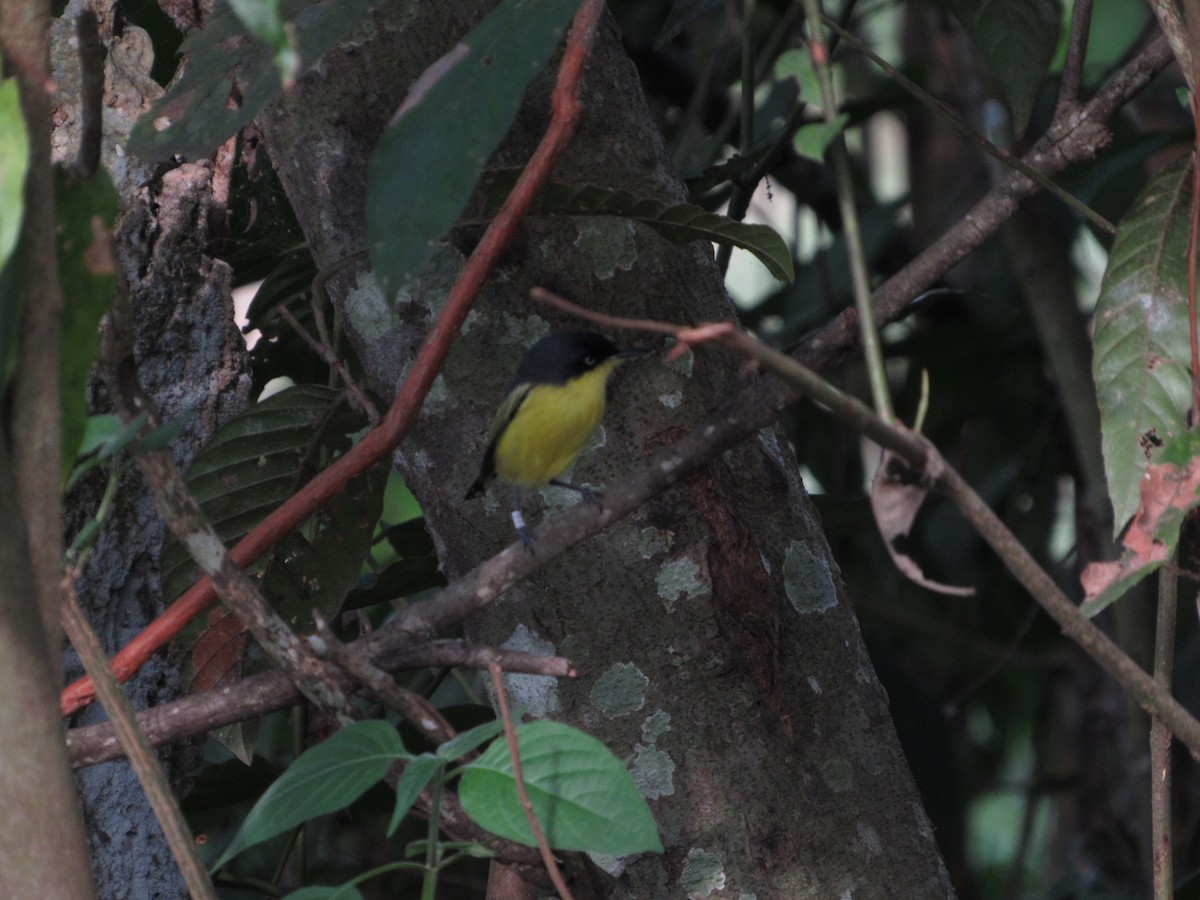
[492, 360, 618, 487]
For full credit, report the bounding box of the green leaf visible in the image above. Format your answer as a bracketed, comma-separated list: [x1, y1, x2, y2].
[261, 454, 387, 633]
[792, 114, 849, 162]
[226, 0, 299, 87]
[435, 718, 505, 762]
[160, 384, 353, 601]
[56, 167, 119, 473]
[365, 0, 579, 296]
[459, 721, 663, 855]
[387, 753, 444, 836]
[1093, 158, 1193, 533]
[742, 199, 905, 345]
[0, 69, 28, 275]
[1079, 551, 1159, 618]
[129, 0, 373, 161]
[945, 0, 1060, 132]
[134, 417, 187, 455]
[76, 415, 122, 459]
[0, 62, 27, 389]
[470, 171, 795, 283]
[284, 888, 364, 900]
[211, 720, 407, 870]
[99, 410, 150, 460]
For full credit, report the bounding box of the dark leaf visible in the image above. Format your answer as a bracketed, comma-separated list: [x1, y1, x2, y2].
[129, 0, 374, 161]
[365, 0, 579, 296]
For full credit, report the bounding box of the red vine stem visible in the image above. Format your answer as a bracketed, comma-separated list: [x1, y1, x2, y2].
[60, 0, 605, 716]
[487, 661, 574, 899]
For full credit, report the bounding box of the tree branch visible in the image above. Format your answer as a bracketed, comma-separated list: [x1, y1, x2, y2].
[60, 578, 217, 900]
[66, 641, 572, 768]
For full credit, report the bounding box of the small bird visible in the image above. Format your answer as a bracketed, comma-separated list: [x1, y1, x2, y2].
[465, 328, 651, 547]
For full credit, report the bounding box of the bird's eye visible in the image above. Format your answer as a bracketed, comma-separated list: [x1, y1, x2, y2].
[584, 355, 597, 367]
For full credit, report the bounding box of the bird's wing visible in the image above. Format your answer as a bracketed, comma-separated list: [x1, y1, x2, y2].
[465, 382, 533, 498]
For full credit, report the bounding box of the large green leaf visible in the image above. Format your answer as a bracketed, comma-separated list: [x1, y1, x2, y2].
[211, 720, 407, 870]
[0, 70, 27, 275]
[128, 0, 373, 161]
[0, 68, 29, 385]
[365, 0, 579, 297]
[945, 0, 1060, 132]
[468, 170, 795, 283]
[1093, 158, 1194, 533]
[459, 721, 663, 855]
[161, 384, 371, 602]
[386, 753, 443, 836]
[57, 168, 119, 470]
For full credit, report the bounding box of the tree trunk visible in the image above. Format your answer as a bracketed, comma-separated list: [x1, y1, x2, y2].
[257, 3, 955, 895]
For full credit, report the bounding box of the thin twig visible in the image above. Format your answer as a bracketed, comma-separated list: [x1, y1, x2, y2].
[823, 14, 1116, 235]
[1151, 560, 1178, 900]
[802, 0, 893, 420]
[60, 0, 607, 717]
[488, 661, 573, 900]
[1054, 0, 1093, 118]
[312, 613, 456, 745]
[310, 250, 367, 350]
[739, 0, 755, 155]
[60, 576, 219, 900]
[715, 0, 759, 276]
[276, 305, 381, 423]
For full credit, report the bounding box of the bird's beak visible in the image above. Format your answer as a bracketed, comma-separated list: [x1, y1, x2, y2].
[616, 345, 653, 360]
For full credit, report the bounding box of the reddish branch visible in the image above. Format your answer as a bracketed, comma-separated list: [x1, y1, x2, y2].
[489, 661, 574, 900]
[60, 0, 606, 716]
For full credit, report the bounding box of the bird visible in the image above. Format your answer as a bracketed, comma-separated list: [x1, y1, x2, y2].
[465, 328, 651, 547]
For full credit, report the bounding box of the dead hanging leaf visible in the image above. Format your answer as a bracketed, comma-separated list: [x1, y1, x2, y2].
[187, 606, 249, 694]
[1080, 456, 1200, 611]
[870, 449, 975, 597]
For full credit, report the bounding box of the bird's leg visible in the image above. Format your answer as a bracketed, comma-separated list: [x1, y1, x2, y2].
[550, 478, 603, 507]
[511, 485, 535, 551]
